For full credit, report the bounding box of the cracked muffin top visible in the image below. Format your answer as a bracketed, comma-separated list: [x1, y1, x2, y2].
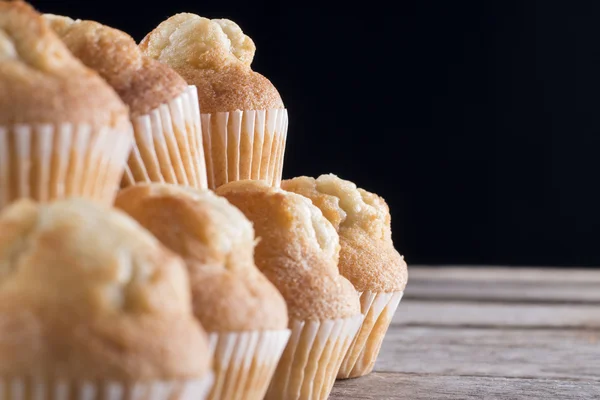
[216, 180, 360, 321]
[140, 13, 283, 114]
[0, 198, 210, 380]
[282, 174, 408, 293]
[115, 183, 289, 332]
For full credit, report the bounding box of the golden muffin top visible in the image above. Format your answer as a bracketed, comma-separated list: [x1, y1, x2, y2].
[217, 180, 361, 321]
[45, 14, 188, 117]
[0, 1, 129, 129]
[282, 174, 408, 293]
[0, 198, 210, 380]
[140, 13, 283, 113]
[115, 183, 289, 332]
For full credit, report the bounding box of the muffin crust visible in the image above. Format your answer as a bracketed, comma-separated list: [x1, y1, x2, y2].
[216, 180, 360, 321]
[0, 1, 129, 128]
[140, 13, 283, 113]
[115, 183, 288, 332]
[45, 15, 188, 117]
[0, 198, 210, 380]
[282, 174, 408, 293]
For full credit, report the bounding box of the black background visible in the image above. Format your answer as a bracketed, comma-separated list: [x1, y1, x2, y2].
[30, 0, 600, 267]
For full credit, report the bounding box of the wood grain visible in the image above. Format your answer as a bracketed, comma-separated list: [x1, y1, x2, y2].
[329, 267, 600, 399]
[375, 326, 600, 380]
[395, 301, 600, 328]
[406, 267, 600, 303]
[408, 267, 600, 283]
[331, 372, 600, 400]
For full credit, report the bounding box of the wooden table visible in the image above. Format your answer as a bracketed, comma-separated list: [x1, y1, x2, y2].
[330, 266, 600, 399]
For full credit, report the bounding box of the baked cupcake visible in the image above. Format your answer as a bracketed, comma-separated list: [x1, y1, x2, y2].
[115, 183, 290, 400]
[0, 198, 213, 399]
[0, 1, 132, 208]
[282, 174, 408, 378]
[44, 15, 207, 189]
[216, 180, 362, 400]
[140, 14, 288, 190]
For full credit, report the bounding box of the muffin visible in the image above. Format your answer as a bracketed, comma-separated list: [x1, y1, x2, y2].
[44, 15, 207, 189]
[282, 174, 408, 378]
[216, 180, 363, 400]
[140, 14, 288, 189]
[0, 1, 132, 208]
[115, 183, 290, 400]
[0, 198, 213, 399]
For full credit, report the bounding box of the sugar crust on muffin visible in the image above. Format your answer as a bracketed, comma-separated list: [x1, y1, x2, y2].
[140, 13, 283, 113]
[0, 198, 210, 380]
[216, 180, 360, 321]
[115, 183, 289, 332]
[0, 1, 129, 128]
[45, 14, 188, 117]
[282, 174, 408, 293]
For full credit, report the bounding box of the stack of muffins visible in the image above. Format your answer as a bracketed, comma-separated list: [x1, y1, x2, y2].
[0, 2, 408, 400]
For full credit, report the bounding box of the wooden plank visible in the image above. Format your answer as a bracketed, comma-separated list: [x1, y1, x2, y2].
[405, 280, 600, 303]
[409, 266, 600, 283]
[331, 372, 600, 400]
[375, 326, 600, 380]
[405, 267, 600, 303]
[395, 301, 600, 328]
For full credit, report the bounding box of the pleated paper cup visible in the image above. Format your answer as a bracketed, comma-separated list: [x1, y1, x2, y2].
[265, 314, 363, 400]
[0, 122, 132, 209]
[123, 85, 208, 189]
[337, 291, 404, 379]
[0, 374, 214, 400]
[206, 330, 291, 400]
[201, 108, 288, 190]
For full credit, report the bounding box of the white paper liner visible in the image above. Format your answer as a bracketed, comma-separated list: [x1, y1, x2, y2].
[124, 86, 208, 189]
[201, 108, 288, 190]
[206, 330, 291, 400]
[0, 374, 214, 400]
[337, 291, 404, 379]
[0, 122, 132, 209]
[265, 314, 363, 400]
